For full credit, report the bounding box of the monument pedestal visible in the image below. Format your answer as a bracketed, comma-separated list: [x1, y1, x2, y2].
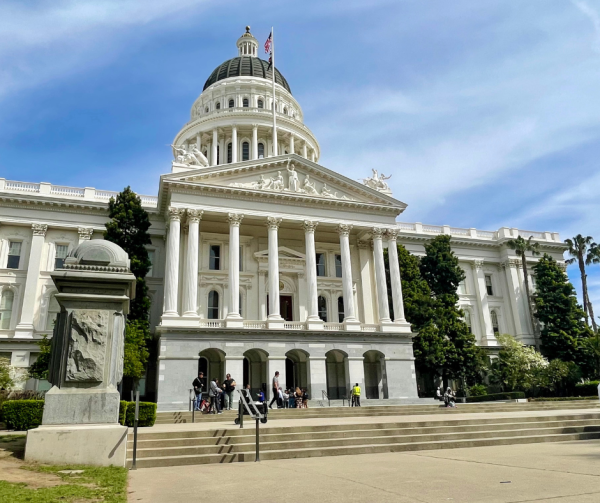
[25, 424, 128, 467]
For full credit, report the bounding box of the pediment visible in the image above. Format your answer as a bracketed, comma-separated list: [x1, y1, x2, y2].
[254, 246, 305, 261]
[160, 155, 406, 209]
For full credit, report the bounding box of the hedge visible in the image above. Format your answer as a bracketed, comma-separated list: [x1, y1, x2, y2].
[466, 392, 525, 403]
[124, 401, 157, 427]
[530, 396, 599, 402]
[119, 401, 128, 426]
[574, 381, 600, 396]
[0, 400, 44, 430]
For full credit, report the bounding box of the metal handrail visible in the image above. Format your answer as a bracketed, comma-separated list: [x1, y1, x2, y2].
[322, 390, 330, 407]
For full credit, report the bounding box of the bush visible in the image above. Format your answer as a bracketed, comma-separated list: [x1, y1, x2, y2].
[466, 392, 525, 403]
[575, 381, 600, 396]
[468, 384, 487, 397]
[119, 401, 128, 426]
[0, 400, 44, 430]
[124, 401, 156, 427]
[529, 396, 598, 402]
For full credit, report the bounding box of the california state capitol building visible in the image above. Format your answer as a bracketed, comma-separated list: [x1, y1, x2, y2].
[0, 28, 567, 409]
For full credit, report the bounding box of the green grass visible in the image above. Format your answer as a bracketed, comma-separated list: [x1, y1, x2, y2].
[0, 434, 26, 443]
[0, 464, 128, 503]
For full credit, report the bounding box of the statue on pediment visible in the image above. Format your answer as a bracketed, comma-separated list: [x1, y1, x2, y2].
[171, 144, 209, 167]
[361, 169, 392, 194]
[287, 164, 300, 192]
[302, 174, 318, 195]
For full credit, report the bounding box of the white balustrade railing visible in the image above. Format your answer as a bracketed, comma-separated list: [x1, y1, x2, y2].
[397, 223, 416, 231]
[50, 185, 85, 197]
[518, 230, 544, 239]
[95, 190, 119, 200]
[476, 230, 495, 239]
[360, 324, 379, 332]
[423, 225, 443, 234]
[283, 322, 305, 330]
[5, 180, 40, 192]
[199, 320, 224, 328]
[243, 321, 267, 329]
[450, 227, 469, 236]
[324, 323, 344, 331]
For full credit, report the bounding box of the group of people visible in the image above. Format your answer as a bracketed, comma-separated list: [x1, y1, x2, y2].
[436, 386, 457, 408]
[192, 371, 237, 414]
[264, 371, 309, 408]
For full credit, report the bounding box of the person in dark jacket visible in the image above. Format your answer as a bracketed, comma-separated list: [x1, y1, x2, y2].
[222, 373, 236, 410]
[192, 372, 204, 411]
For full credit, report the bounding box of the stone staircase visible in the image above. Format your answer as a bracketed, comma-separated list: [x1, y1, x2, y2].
[129, 408, 600, 468]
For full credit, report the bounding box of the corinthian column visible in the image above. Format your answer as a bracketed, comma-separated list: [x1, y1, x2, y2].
[226, 213, 244, 326]
[163, 208, 183, 317]
[182, 209, 203, 317]
[372, 228, 391, 323]
[267, 217, 283, 326]
[386, 229, 406, 323]
[338, 224, 358, 329]
[304, 220, 321, 329]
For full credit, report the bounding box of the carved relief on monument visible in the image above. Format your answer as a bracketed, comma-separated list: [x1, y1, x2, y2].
[66, 309, 109, 382]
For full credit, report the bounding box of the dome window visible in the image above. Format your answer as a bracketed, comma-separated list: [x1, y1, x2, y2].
[205, 107, 209, 113]
[284, 107, 288, 114]
[229, 99, 234, 108]
[227, 143, 232, 163]
[216, 102, 221, 110]
[257, 99, 264, 109]
[242, 142, 250, 161]
[243, 98, 249, 108]
[258, 143, 264, 159]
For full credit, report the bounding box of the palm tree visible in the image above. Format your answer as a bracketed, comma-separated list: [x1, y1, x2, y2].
[506, 235, 540, 348]
[565, 234, 599, 332]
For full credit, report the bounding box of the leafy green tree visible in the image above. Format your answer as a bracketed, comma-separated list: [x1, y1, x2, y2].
[533, 254, 594, 374]
[123, 320, 150, 379]
[506, 235, 540, 348]
[28, 334, 51, 380]
[491, 333, 548, 391]
[0, 356, 14, 390]
[565, 234, 599, 332]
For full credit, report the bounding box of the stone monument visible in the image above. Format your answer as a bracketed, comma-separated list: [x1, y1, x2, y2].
[25, 240, 136, 467]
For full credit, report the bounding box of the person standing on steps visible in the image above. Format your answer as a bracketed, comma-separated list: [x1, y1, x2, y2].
[269, 371, 280, 409]
[192, 371, 204, 411]
[223, 373, 236, 411]
[352, 383, 361, 407]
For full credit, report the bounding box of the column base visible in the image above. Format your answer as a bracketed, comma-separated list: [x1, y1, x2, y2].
[380, 321, 412, 334]
[267, 318, 285, 329]
[344, 319, 362, 331]
[225, 316, 244, 328]
[306, 319, 324, 330]
[161, 315, 195, 327]
[14, 324, 34, 339]
[182, 312, 201, 319]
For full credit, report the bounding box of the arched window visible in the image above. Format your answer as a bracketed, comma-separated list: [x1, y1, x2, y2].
[257, 99, 264, 109]
[216, 145, 220, 164]
[242, 142, 250, 161]
[46, 294, 60, 331]
[216, 102, 221, 110]
[490, 310, 499, 334]
[258, 143, 264, 159]
[0, 290, 14, 330]
[228, 99, 234, 108]
[284, 107, 288, 114]
[243, 98, 249, 107]
[464, 310, 472, 334]
[205, 106, 209, 113]
[337, 297, 344, 323]
[227, 143, 232, 163]
[208, 291, 219, 320]
[318, 296, 327, 322]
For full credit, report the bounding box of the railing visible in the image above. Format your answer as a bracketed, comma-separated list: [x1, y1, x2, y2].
[360, 324, 379, 332]
[476, 230, 495, 239]
[243, 321, 267, 329]
[322, 390, 330, 407]
[397, 222, 416, 231]
[423, 225, 443, 233]
[449, 227, 469, 236]
[518, 230, 545, 239]
[5, 180, 40, 192]
[50, 185, 85, 197]
[283, 322, 305, 330]
[323, 323, 343, 331]
[95, 190, 119, 200]
[199, 320, 224, 328]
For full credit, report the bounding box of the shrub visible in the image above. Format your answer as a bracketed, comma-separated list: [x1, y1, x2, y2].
[119, 401, 128, 426]
[1, 400, 44, 430]
[468, 384, 487, 397]
[529, 396, 598, 402]
[575, 381, 600, 396]
[124, 401, 156, 427]
[466, 392, 525, 403]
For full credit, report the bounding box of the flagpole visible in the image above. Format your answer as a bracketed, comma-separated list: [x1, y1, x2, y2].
[271, 27, 278, 157]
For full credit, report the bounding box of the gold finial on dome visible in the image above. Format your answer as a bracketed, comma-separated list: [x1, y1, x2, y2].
[246, 26, 251, 34]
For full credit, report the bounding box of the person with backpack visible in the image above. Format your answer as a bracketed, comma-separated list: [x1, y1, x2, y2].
[209, 377, 223, 414]
[222, 373, 236, 410]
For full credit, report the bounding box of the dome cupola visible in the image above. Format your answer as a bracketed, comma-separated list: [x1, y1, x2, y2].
[237, 26, 259, 57]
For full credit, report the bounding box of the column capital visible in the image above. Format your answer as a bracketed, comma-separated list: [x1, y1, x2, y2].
[386, 228, 399, 241]
[252, 123, 259, 129]
[267, 217, 282, 230]
[357, 239, 371, 250]
[372, 227, 385, 239]
[78, 227, 94, 240]
[228, 213, 244, 227]
[32, 223, 48, 236]
[337, 224, 353, 237]
[167, 207, 184, 222]
[303, 220, 319, 233]
[186, 208, 203, 223]
[472, 259, 484, 270]
[231, 125, 238, 131]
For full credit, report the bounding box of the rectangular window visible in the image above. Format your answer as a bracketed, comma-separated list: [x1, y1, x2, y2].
[54, 244, 68, 270]
[7, 241, 21, 269]
[209, 245, 221, 270]
[0, 290, 14, 330]
[242, 142, 250, 161]
[147, 250, 155, 277]
[458, 280, 467, 295]
[239, 246, 243, 272]
[335, 254, 343, 278]
[485, 275, 493, 296]
[316, 253, 326, 277]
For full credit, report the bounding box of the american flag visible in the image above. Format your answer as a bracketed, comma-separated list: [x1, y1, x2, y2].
[264, 32, 272, 54]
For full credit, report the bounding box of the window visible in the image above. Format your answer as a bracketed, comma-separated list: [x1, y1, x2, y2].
[284, 107, 288, 114]
[228, 99, 234, 108]
[316, 253, 326, 277]
[458, 279, 467, 295]
[485, 275, 493, 296]
[338, 297, 344, 323]
[205, 106, 209, 113]
[46, 294, 60, 331]
[243, 98, 249, 107]
[258, 143, 264, 159]
[7, 241, 21, 269]
[318, 296, 327, 322]
[147, 250, 155, 277]
[0, 290, 14, 329]
[242, 142, 250, 161]
[239, 293, 243, 318]
[54, 244, 68, 270]
[216, 145, 220, 164]
[257, 99, 264, 109]
[216, 102, 221, 110]
[239, 246, 243, 272]
[208, 291, 219, 319]
[464, 310, 472, 334]
[209, 245, 221, 270]
[335, 254, 343, 278]
[491, 310, 499, 334]
[227, 143, 232, 163]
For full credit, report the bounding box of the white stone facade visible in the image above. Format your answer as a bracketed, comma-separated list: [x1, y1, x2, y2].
[0, 29, 567, 406]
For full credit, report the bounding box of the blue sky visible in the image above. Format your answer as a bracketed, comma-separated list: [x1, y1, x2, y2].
[1, 0, 600, 310]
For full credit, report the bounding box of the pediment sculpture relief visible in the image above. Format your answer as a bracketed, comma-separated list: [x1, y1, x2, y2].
[361, 169, 392, 195]
[171, 144, 209, 167]
[229, 163, 355, 200]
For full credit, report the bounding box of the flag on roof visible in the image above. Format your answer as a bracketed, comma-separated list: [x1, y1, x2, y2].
[264, 32, 272, 54]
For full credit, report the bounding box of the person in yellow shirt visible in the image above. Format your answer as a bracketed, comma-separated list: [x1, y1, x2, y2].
[352, 383, 361, 407]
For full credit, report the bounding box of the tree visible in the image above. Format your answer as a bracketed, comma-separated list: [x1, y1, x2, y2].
[104, 187, 152, 383]
[533, 254, 594, 375]
[28, 334, 51, 380]
[0, 355, 14, 390]
[565, 234, 599, 332]
[491, 334, 548, 391]
[506, 235, 540, 348]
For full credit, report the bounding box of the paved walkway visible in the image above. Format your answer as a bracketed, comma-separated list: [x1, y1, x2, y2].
[128, 439, 600, 502]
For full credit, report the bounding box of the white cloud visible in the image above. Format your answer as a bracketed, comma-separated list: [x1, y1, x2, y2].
[572, 0, 600, 52]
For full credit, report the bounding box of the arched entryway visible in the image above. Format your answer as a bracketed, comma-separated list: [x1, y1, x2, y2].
[363, 350, 387, 399]
[243, 348, 268, 398]
[285, 349, 309, 391]
[198, 348, 226, 390]
[325, 349, 348, 399]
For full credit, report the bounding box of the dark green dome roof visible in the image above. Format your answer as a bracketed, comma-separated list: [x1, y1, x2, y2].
[203, 56, 291, 94]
